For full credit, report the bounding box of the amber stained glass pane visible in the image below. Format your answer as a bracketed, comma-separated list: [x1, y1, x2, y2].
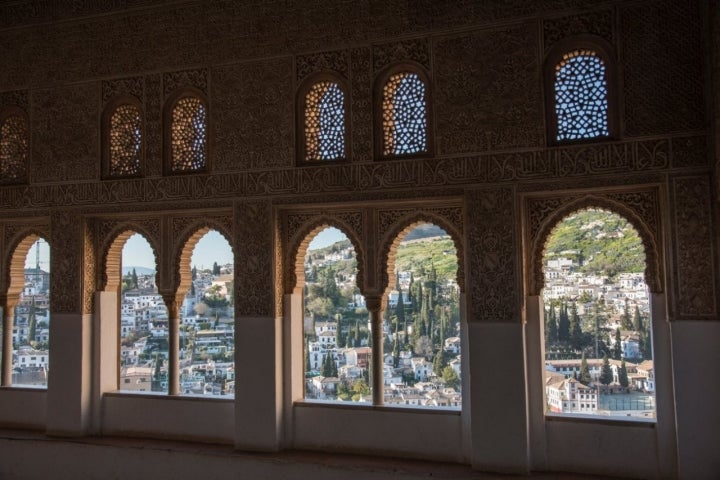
[305, 82, 345, 161]
[382, 72, 427, 156]
[171, 97, 207, 172]
[109, 104, 142, 176]
[0, 115, 28, 181]
[554, 50, 609, 141]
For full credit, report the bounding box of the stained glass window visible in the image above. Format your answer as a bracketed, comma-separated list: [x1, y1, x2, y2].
[0, 115, 28, 182]
[554, 50, 609, 141]
[109, 104, 142, 177]
[171, 96, 207, 172]
[305, 82, 345, 161]
[382, 72, 427, 156]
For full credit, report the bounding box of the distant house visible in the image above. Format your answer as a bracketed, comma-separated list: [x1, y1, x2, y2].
[546, 375, 597, 414]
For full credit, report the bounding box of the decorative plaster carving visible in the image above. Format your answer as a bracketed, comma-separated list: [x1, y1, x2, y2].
[466, 187, 517, 323]
[373, 38, 431, 72]
[434, 24, 543, 155]
[0, 90, 29, 110]
[296, 50, 350, 82]
[50, 210, 82, 313]
[671, 176, 716, 318]
[350, 48, 373, 163]
[234, 200, 274, 316]
[102, 77, 144, 105]
[543, 10, 613, 50]
[163, 68, 208, 99]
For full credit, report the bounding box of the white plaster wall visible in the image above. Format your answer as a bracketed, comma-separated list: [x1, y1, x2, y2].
[102, 394, 234, 443]
[293, 404, 463, 461]
[672, 321, 720, 479]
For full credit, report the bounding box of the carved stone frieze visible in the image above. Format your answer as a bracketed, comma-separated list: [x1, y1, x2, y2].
[466, 187, 518, 323]
[82, 221, 96, 314]
[525, 188, 663, 297]
[102, 77, 144, 105]
[234, 200, 274, 316]
[434, 24, 544, 154]
[0, 90, 29, 110]
[211, 59, 293, 172]
[296, 50, 350, 82]
[671, 135, 708, 169]
[31, 83, 99, 183]
[163, 68, 209, 98]
[543, 10, 613, 51]
[373, 38, 431, 72]
[671, 176, 717, 318]
[0, 135, 699, 210]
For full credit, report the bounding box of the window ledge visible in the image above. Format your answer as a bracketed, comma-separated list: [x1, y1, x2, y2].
[294, 400, 461, 415]
[545, 412, 656, 427]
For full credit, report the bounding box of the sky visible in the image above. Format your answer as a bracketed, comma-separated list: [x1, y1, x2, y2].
[121, 230, 233, 271]
[24, 227, 346, 272]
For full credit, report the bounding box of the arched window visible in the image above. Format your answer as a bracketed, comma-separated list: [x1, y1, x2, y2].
[376, 68, 431, 158]
[165, 93, 208, 174]
[0, 111, 28, 183]
[546, 38, 617, 143]
[299, 78, 348, 162]
[103, 102, 143, 178]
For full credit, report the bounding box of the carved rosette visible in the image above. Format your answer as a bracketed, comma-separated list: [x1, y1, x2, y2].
[466, 187, 518, 323]
[234, 200, 274, 316]
[525, 189, 663, 297]
[671, 176, 717, 318]
[282, 209, 364, 295]
[376, 206, 465, 294]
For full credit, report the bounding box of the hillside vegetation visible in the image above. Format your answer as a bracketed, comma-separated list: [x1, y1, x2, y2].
[544, 209, 645, 278]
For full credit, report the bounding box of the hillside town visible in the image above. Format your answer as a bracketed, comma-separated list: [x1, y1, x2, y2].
[543, 256, 655, 418]
[119, 263, 235, 396]
[12, 266, 51, 386]
[303, 230, 462, 409]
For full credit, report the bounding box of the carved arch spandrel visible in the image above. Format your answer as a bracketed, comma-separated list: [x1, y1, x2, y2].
[98, 220, 161, 292]
[170, 215, 234, 297]
[3, 226, 50, 298]
[284, 212, 364, 295]
[525, 190, 663, 297]
[377, 208, 465, 297]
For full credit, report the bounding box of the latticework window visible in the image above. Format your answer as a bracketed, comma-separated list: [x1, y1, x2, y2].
[554, 50, 609, 141]
[108, 104, 142, 177]
[304, 82, 345, 161]
[0, 115, 28, 182]
[382, 72, 427, 156]
[170, 96, 207, 172]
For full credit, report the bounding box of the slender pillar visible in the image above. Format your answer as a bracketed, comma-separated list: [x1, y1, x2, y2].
[1, 298, 17, 386]
[366, 296, 383, 406]
[162, 294, 181, 395]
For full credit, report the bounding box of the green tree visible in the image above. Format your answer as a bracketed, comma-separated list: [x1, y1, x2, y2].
[212, 262, 220, 275]
[580, 352, 592, 384]
[633, 305, 642, 332]
[613, 328, 623, 360]
[131, 268, 138, 289]
[27, 298, 37, 345]
[621, 298, 633, 330]
[599, 353, 613, 386]
[569, 302, 583, 350]
[557, 302, 570, 343]
[618, 359, 629, 388]
[441, 366, 459, 389]
[203, 284, 229, 323]
[545, 305, 558, 345]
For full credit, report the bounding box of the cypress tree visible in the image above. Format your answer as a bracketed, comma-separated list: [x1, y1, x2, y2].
[633, 305, 642, 332]
[618, 359, 629, 388]
[545, 305, 558, 345]
[599, 353, 613, 386]
[580, 352, 592, 384]
[613, 328, 623, 360]
[569, 302, 583, 350]
[558, 302, 570, 342]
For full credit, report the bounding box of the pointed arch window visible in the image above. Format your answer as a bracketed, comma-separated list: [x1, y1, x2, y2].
[377, 70, 430, 158]
[165, 92, 208, 174]
[546, 38, 617, 144]
[0, 110, 29, 184]
[299, 78, 348, 162]
[103, 101, 143, 178]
